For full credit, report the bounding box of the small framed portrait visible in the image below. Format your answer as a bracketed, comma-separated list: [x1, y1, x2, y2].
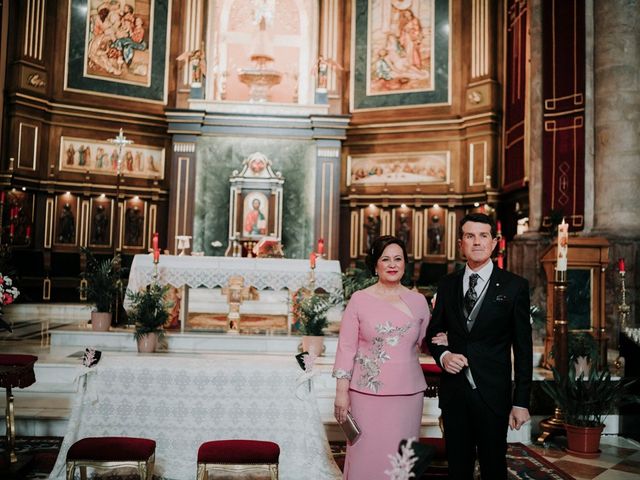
[54, 194, 80, 246]
[242, 191, 269, 238]
[123, 198, 147, 249]
[89, 196, 114, 248]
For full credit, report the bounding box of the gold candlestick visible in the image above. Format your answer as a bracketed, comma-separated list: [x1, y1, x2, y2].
[614, 270, 631, 370]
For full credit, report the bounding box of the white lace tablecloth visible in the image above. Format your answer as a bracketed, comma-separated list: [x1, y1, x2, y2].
[125, 255, 343, 294]
[49, 354, 341, 480]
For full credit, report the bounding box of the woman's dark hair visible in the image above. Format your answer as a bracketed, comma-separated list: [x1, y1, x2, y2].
[365, 235, 409, 276]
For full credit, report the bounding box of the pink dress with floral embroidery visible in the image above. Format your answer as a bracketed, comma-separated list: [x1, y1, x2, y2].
[333, 289, 430, 479]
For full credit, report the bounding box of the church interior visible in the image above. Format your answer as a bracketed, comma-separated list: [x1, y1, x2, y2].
[0, 0, 639, 478]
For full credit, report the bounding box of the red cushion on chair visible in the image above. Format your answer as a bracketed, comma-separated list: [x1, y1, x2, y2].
[421, 363, 443, 375]
[67, 437, 156, 461]
[198, 440, 280, 464]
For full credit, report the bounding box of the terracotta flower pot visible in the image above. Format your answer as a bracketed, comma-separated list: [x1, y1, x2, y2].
[91, 312, 112, 332]
[137, 332, 158, 353]
[302, 335, 325, 356]
[565, 423, 604, 458]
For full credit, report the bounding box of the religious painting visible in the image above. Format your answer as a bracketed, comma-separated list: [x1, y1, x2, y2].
[424, 206, 446, 257]
[89, 196, 114, 248]
[123, 198, 147, 249]
[59, 136, 165, 180]
[53, 194, 80, 247]
[65, 0, 170, 103]
[242, 192, 269, 238]
[347, 151, 449, 186]
[351, 0, 450, 111]
[368, 0, 434, 95]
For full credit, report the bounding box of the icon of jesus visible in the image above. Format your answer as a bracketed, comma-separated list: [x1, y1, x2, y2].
[244, 197, 267, 236]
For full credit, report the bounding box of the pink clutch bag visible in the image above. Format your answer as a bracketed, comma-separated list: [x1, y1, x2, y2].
[339, 412, 362, 444]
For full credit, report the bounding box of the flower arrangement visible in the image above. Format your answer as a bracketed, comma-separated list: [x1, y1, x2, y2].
[292, 289, 340, 336]
[0, 274, 19, 307]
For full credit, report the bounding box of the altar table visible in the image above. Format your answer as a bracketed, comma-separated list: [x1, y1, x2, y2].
[48, 354, 341, 480]
[125, 255, 343, 332]
[126, 255, 343, 294]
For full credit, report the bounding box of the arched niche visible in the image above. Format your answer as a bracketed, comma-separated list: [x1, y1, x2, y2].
[205, 0, 318, 104]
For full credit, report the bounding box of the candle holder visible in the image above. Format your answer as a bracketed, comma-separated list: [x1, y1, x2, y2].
[537, 267, 568, 444]
[308, 266, 316, 291]
[614, 270, 631, 370]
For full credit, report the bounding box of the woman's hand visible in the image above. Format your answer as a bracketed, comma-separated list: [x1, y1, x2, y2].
[334, 389, 350, 424]
[431, 331, 448, 346]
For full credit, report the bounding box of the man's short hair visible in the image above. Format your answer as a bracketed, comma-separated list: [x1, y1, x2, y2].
[458, 213, 496, 238]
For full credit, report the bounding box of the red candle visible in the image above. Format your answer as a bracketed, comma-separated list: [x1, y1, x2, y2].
[9, 223, 14, 236]
[497, 254, 504, 269]
[618, 258, 625, 273]
[26, 225, 31, 238]
[499, 237, 506, 251]
[152, 232, 160, 263]
[0, 192, 5, 204]
[317, 238, 324, 255]
[310, 252, 317, 269]
[497, 220, 502, 235]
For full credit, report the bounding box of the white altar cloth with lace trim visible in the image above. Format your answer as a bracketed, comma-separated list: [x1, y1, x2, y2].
[126, 255, 343, 295]
[49, 353, 342, 480]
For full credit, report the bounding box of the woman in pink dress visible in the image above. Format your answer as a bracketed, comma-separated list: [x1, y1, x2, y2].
[333, 235, 430, 479]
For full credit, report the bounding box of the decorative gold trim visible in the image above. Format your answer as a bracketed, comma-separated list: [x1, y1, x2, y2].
[44, 197, 54, 248]
[413, 210, 424, 259]
[79, 199, 90, 248]
[350, 211, 359, 258]
[446, 210, 457, 261]
[42, 277, 51, 301]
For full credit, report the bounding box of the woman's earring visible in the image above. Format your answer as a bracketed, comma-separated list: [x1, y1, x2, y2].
[374, 270, 378, 276]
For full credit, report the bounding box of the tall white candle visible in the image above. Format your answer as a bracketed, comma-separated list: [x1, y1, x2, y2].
[556, 219, 568, 271]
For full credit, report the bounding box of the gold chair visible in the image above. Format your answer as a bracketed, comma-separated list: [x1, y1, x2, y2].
[65, 436, 155, 480]
[196, 439, 280, 480]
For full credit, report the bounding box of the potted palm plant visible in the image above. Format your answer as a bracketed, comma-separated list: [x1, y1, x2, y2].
[80, 249, 120, 331]
[541, 363, 638, 457]
[126, 282, 172, 353]
[293, 289, 340, 355]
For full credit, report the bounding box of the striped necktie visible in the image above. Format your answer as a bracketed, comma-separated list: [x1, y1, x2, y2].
[464, 273, 480, 314]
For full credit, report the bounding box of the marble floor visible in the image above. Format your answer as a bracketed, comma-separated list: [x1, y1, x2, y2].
[2, 309, 640, 479]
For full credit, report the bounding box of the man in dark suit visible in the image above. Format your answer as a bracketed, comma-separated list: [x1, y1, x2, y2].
[426, 213, 532, 479]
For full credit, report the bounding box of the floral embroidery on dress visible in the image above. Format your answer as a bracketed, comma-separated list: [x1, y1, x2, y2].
[355, 321, 412, 393]
[332, 368, 352, 380]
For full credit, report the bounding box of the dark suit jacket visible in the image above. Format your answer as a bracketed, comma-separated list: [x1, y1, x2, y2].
[426, 266, 532, 416]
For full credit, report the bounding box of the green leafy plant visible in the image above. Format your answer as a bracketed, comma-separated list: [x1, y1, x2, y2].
[568, 332, 599, 362]
[126, 282, 173, 341]
[541, 363, 639, 427]
[341, 264, 376, 303]
[292, 289, 341, 336]
[80, 248, 120, 313]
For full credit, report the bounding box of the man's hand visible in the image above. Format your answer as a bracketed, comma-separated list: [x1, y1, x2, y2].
[509, 407, 530, 430]
[441, 352, 468, 374]
[431, 332, 448, 346]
